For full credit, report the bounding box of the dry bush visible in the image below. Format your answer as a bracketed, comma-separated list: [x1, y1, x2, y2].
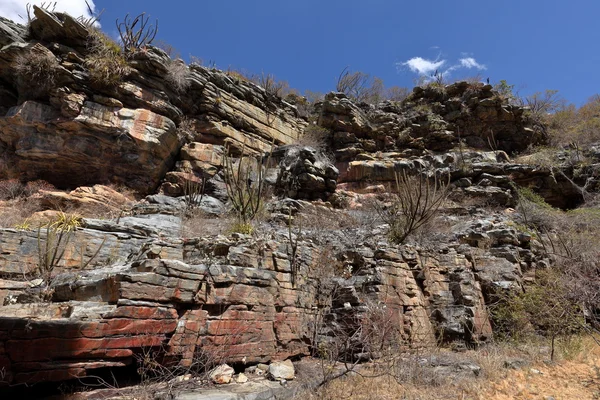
[378, 169, 450, 244]
[386, 85, 410, 102]
[336, 67, 385, 104]
[166, 59, 191, 93]
[0, 179, 54, 202]
[153, 39, 180, 59]
[0, 179, 26, 201]
[490, 269, 583, 360]
[547, 95, 600, 147]
[13, 45, 60, 101]
[225, 67, 252, 83]
[256, 72, 289, 98]
[0, 199, 43, 228]
[498, 188, 600, 358]
[294, 125, 333, 164]
[180, 211, 232, 238]
[85, 29, 130, 87]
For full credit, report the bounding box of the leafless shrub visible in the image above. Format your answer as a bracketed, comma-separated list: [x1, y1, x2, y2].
[153, 39, 181, 58]
[116, 12, 158, 54]
[294, 124, 332, 163]
[0, 179, 55, 201]
[166, 59, 191, 92]
[336, 67, 385, 104]
[175, 117, 196, 143]
[0, 179, 26, 200]
[256, 72, 289, 98]
[386, 86, 410, 102]
[377, 168, 450, 244]
[523, 89, 564, 121]
[222, 143, 272, 232]
[189, 55, 203, 66]
[0, 198, 43, 228]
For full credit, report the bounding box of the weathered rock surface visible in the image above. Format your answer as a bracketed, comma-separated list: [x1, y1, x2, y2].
[268, 359, 295, 380]
[273, 145, 339, 200]
[0, 10, 306, 193]
[0, 6, 596, 394]
[0, 205, 538, 385]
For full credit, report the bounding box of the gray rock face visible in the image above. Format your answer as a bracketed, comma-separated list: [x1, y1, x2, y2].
[0, 17, 26, 47]
[318, 86, 542, 161]
[273, 145, 339, 200]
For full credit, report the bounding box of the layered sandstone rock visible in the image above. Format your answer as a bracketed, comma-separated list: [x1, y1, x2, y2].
[0, 204, 536, 385]
[0, 8, 306, 194]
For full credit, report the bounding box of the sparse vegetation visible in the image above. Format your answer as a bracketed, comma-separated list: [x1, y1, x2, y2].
[222, 143, 272, 233]
[378, 168, 450, 244]
[166, 59, 191, 92]
[85, 29, 130, 87]
[13, 44, 60, 101]
[116, 12, 159, 55]
[336, 67, 385, 104]
[2, 5, 600, 398]
[34, 212, 104, 301]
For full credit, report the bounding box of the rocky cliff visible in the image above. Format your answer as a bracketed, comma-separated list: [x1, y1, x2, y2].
[0, 6, 598, 392]
[0, 8, 305, 195]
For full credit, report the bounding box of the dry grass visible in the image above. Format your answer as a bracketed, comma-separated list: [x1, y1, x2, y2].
[85, 29, 130, 87]
[302, 336, 600, 400]
[13, 44, 60, 101]
[166, 59, 191, 92]
[180, 210, 232, 238]
[0, 198, 43, 228]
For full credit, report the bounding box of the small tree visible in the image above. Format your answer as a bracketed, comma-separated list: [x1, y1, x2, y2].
[492, 269, 583, 361]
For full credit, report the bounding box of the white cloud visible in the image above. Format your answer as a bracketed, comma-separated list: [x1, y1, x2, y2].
[0, 0, 96, 24]
[401, 57, 446, 76]
[399, 51, 488, 82]
[459, 57, 487, 70]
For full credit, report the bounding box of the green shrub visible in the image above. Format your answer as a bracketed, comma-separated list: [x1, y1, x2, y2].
[490, 269, 583, 360]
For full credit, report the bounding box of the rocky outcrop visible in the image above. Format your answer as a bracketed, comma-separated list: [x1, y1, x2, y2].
[0, 17, 25, 47]
[273, 145, 339, 201]
[319, 83, 542, 162]
[0, 9, 306, 193]
[0, 5, 595, 394]
[0, 199, 541, 385]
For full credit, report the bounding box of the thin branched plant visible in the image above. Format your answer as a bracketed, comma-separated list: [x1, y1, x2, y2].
[116, 12, 158, 54]
[222, 143, 272, 232]
[378, 167, 450, 244]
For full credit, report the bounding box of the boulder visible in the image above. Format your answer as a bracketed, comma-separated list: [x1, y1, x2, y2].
[274, 146, 339, 200]
[268, 359, 295, 380]
[209, 364, 235, 384]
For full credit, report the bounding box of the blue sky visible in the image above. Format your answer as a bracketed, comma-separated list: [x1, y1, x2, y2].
[1, 0, 599, 105]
